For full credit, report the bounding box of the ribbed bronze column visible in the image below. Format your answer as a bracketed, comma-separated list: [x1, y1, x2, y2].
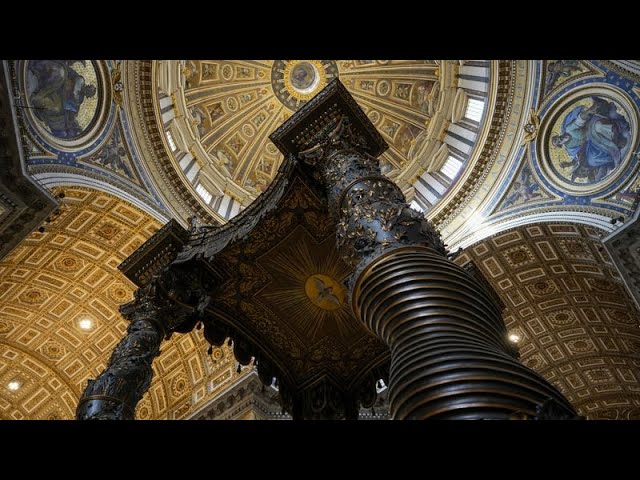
[304, 117, 577, 419]
[354, 247, 578, 419]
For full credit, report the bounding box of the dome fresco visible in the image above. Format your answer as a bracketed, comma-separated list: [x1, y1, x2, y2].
[157, 60, 491, 222]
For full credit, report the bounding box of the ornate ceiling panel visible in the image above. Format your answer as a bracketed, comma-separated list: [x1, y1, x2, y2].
[0, 187, 249, 419]
[125, 60, 495, 226]
[7, 60, 170, 223]
[456, 223, 640, 419]
[206, 173, 389, 394]
[177, 60, 438, 198]
[456, 60, 640, 250]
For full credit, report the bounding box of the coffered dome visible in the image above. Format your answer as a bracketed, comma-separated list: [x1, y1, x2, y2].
[133, 60, 492, 224]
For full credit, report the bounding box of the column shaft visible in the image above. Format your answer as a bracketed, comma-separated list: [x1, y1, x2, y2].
[75, 316, 163, 420]
[76, 269, 205, 420]
[354, 247, 576, 419]
[307, 117, 578, 419]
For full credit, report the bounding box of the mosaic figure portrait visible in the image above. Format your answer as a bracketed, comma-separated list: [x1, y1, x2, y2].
[290, 62, 316, 91]
[549, 96, 631, 184]
[544, 60, 586, 94]
[501, 165, 542, 209]
[26, 60, 100, 140]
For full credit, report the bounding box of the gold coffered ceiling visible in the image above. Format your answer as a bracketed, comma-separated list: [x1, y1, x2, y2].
[155, 60, 459, 222]
[455, 223, 640, 419]
[0, 187, 247, 420]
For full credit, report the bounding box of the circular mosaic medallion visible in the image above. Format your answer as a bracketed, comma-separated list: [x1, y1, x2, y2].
[271, 60, 338, 111]
[289, 62, 318, 92]
[538, 85, 638, 195]
[21, 60, 109, 149]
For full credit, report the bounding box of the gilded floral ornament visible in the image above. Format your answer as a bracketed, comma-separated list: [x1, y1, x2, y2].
[112, 62, 123, 106]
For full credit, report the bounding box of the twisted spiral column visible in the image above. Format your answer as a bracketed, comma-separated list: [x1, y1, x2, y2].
[76, 316, 163, 420]
[353, 247, 576, 419]
[76, 269, 207, 420]
[303, 116, 577, 419]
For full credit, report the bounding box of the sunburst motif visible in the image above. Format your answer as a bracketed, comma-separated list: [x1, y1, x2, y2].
[256, 225, 360, 344]
[305, 274, 345, 311]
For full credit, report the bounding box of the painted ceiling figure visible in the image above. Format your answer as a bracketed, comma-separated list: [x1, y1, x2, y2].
[552, 97, 630, 182]
[93, 136, 132, 178]
[27, 60, 97, 139]
[502, 166, 542, 209]
[546, 60, 583, 93]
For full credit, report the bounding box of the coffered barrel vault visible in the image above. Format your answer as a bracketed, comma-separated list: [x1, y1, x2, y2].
[456, 223, 640, 419]
[0, 187, 250, 419]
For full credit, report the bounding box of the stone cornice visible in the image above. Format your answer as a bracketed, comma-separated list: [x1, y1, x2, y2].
[428, 60, 515, 230]
[123, 61, 219, 227]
